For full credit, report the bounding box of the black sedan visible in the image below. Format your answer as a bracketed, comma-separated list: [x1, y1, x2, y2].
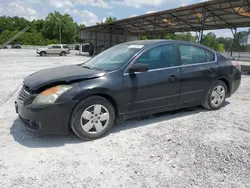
[15, 40, 241, 140]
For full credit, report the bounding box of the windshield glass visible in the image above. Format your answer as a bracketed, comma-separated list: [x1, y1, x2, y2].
[82, 44, 143, 71]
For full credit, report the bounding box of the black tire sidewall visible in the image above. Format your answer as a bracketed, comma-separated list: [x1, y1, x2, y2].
[70, 96, 115, 140]
[207, 81, 227, 110]
[61, 51, 66, 56]
[40, 51, 46, 56]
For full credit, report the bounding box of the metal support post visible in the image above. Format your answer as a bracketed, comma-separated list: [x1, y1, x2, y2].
[124, 23, 127, 42]
[95, 32, 97, 55]
[200, 7, 206, 44]
[231, 28, 237, 57]
[172, 32, 175, 40]
[110, 31, 112, 47]
[161, 33, 164, 39]
[153, 16, 156, 39]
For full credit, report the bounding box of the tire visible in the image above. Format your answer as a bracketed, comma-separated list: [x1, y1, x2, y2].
[70, 96, 115, 140]
[202, 80, 227, 110]
[60, 51, 66, 56]
[40, 51, 46, 56]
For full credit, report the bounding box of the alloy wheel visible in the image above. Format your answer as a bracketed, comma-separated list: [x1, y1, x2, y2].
[80, 104, 110, 134]
[210, 85, 226, 107]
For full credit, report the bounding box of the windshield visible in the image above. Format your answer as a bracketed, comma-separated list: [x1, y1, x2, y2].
[82, 44, 143, 71]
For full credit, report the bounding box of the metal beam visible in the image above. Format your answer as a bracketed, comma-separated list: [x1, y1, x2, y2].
[94, 32, 97, 54]
[199, 7, 206, 44]
[124, 23, 127, 42]
[168, 12, 199, 31]
[230, 27, 237, 57]
[205, 8, 235, 28]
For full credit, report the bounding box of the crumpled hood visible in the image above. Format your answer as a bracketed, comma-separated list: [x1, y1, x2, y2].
[23, 65, 106, 91]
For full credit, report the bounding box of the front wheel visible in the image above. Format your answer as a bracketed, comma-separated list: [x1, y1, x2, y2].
[40, 51, 46, 56]
[203, 80, 227, 110]
[70, 96, 115, 140]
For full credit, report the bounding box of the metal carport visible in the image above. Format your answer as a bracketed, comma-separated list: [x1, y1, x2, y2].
[79, 0, 250, 55]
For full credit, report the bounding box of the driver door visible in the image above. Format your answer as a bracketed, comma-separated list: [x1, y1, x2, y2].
[123, 44, 180, 114]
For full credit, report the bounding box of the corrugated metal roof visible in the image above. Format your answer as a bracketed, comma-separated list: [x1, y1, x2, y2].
[79, 0, 250, 35]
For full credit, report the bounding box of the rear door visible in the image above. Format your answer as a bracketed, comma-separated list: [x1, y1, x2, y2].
[178, 44, 218, 104]
[50, 45, 62, 54]
[124, 44, 180, 114]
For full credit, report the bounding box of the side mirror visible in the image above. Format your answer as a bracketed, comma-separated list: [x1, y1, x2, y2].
[129, 63, 148, 73]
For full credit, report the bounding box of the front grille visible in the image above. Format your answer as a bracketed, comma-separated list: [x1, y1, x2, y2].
[18, 86, 31, 102]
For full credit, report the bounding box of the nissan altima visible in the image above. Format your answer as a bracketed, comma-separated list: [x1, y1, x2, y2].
[15, 40, 241, 140]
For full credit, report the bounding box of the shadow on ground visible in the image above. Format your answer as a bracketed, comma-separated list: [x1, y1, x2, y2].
[10, 102, 230, 148]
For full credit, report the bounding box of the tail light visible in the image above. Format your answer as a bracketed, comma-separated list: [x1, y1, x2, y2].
[232, 61, 241, 72]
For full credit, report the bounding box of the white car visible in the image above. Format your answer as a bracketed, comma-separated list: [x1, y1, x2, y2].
[37, 44, 70, 56]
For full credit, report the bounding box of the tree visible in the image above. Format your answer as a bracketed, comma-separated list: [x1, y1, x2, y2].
[97, 17, 117, 24]
[232, 30, 250, 52]
[42, 11, 77, 44]
[217, 37, 233, 52]
[77, 23, 85, 29]
[174, 32, 196, 42]
[202, 32, 224, 52]
[138, 35, 148, 40]
[104, 17, 117, 23]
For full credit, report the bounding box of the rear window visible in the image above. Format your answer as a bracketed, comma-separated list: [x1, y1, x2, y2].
[206, 50, 215, 62]
[179, 45, 207, 65]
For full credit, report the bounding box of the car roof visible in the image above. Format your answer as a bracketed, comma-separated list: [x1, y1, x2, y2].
[122, 39, 198, 47]
[122, 39, 215, 52]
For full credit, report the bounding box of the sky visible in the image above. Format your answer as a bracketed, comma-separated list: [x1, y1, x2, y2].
[0, 0, 249, 38]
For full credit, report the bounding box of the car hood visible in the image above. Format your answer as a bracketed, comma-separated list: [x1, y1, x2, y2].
[23, 65, 106, 91]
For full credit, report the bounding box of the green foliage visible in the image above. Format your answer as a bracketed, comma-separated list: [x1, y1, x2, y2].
[0, 16, 30, 32]
[0, 29, 58, 45]
[202, 32, 224, 51]
[0, 13, 79, 45]
[105, 17, 117, 23]
[42, 11, 77, 44]
[217, 37, 233, 52]
[96, 17, 117, 24]
[174, 32, 196, 42]
[138, 36, 148, 40]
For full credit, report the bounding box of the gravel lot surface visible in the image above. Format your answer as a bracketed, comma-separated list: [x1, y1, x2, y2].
[0, 49, 250, 188]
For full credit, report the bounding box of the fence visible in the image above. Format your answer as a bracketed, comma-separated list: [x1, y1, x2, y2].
[221, 52, 250, 62]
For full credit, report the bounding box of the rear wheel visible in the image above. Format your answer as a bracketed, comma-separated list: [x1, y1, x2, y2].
[60, 51, 66, 56]
[71, 96, 115, 140]
[40, 51, 46, 56]
[203, 80, 227, 110]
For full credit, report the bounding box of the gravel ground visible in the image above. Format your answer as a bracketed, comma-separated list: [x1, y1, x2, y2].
[0, 49, 250, 188]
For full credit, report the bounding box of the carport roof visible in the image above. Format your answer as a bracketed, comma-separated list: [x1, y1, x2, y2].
[79, 0, 250, 35]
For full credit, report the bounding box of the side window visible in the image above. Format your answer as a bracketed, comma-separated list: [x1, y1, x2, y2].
[206, 50, 215, 62]
[179, 45, 207, 65]
[63, 45, 69, 49]
[135, 45, 176, 70]
[52, 45, 61, 49]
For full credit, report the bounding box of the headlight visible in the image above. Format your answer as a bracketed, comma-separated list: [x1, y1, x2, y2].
[32, 85, 72, 105]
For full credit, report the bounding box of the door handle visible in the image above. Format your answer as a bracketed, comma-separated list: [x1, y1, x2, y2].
[168, 75, 177, 82]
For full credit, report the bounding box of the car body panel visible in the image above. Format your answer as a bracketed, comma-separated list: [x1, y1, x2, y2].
[124, 67, 180, 113]
[37, 44, 70, 55]
[179, 62, 219, 104]
[23, 65, 106, 91]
